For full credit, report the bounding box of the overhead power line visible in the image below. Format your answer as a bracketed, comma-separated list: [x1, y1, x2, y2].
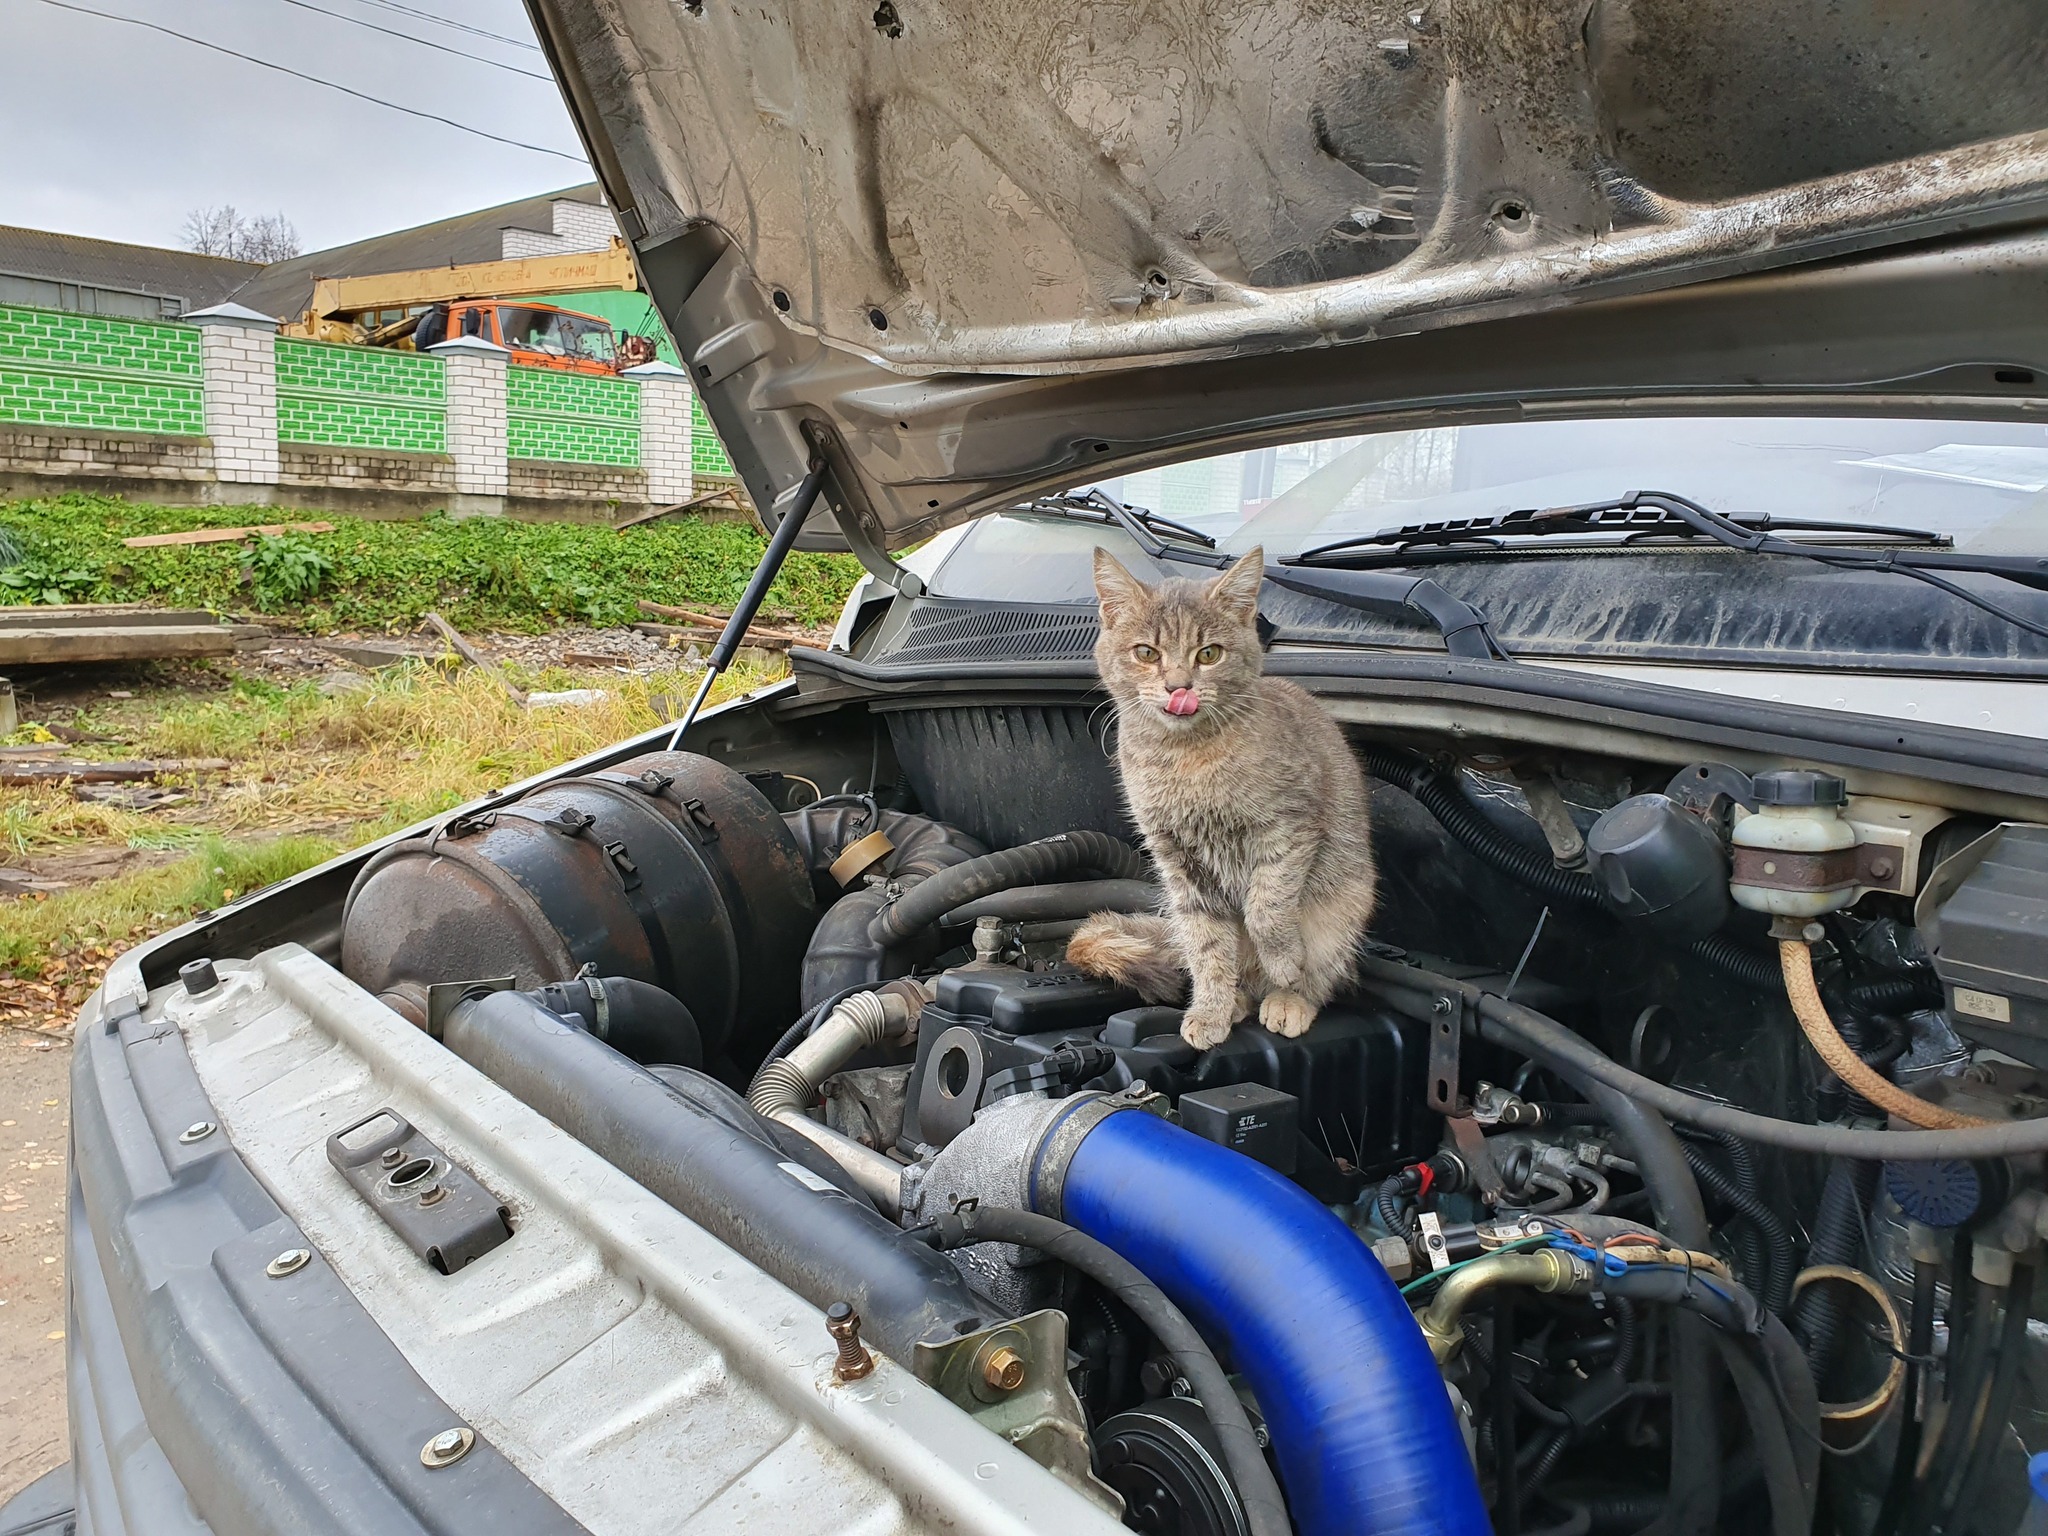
[30, 0, 587, 164]
[347, 0, 541, 52]
[275, 0, 555, 81]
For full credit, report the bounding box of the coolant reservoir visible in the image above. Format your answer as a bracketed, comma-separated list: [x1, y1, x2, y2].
[1729, 770, 1858, 917]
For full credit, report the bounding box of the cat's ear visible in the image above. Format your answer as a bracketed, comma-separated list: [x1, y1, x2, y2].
[1093, 547, 1150, 627]
[1206, 546, 1265, 625]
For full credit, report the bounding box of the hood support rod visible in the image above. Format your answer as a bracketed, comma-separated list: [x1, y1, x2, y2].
[668, 455, 828, 747]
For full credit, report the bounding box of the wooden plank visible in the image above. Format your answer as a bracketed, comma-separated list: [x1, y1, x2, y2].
[0, 608, 222, 632]
[634, 600, 807, 644]
[629, 621, 793, 653]
[0, 625, 240, 665]
[121, 522, 334, 548]
[422, 612, 527, 705]
[0, 758, 228, 784]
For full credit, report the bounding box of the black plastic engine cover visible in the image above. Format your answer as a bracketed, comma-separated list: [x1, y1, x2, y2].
[901, 963, 1437, 1181]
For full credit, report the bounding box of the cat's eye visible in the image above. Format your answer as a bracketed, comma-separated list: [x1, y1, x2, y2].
[1132, 644, 1160, 663]
[1195, 644, 1224, 665]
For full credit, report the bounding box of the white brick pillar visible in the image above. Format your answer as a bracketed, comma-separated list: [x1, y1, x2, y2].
[187, 302, 279, 491]
[623, 360, 695, 507]
[427, 335, 509, 516]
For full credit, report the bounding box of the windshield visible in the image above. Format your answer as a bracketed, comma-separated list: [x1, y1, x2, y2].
[496, 307, 616, 363]
[1071, 416, 2048, 558]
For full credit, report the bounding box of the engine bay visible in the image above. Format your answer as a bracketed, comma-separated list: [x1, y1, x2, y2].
[271, 688, 2048, 1536]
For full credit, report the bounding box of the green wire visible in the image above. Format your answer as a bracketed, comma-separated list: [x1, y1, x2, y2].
[1398, 1235, 1555, 1296]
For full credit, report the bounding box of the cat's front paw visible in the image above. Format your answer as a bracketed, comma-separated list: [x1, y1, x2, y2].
[1180, 1005, 1237, 1051]
[1259, 990, 1317, 1039]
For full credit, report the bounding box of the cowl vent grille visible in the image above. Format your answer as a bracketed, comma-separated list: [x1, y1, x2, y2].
[884, 600, 1100, 665]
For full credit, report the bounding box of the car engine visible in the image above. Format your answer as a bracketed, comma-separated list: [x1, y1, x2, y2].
[322, 711, 2048, 1536]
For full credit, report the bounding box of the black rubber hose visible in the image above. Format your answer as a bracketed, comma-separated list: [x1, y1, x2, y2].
[1898, 1269, 2003, 1535]
[868, 830, 1151, 947]
[1365, 748, 1782, 990]
[1356, 954, 2048, 1159]
[1851, 975, 1943, 1013]
[1790, 1160, 1877, 1376]
[1376, 1171, 1416, 1237]
[527, 976, 702, 1068]
[1872, 1255, 1944, 1536]
[939, 878, 1161, 927]
[1932, 1262, 2035, 1534]
[442, 990, 985, 1359]
[1680, 1147, 1794, 1315]
[1561, 1083, 1721, 1536]
[1709, 1331, 1811, 1536]
[917, 1202, 1291, 1536]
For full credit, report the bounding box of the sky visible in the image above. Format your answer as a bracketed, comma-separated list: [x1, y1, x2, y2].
[0, 0, 595, 255]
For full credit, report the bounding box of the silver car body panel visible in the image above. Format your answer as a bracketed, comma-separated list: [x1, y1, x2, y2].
[162, 945, 1123, 1536]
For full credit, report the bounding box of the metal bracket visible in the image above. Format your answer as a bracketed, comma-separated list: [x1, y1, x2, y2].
[326, 1108, 513, 1275]
[1425, 990, 1468, 1114]
[423, 976, 514, 1040]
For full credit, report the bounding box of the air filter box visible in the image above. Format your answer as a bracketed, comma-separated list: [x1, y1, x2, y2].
[1919, 824, 2048, 1063]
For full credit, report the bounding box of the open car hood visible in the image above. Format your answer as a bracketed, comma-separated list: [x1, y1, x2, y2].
[528, 0, 2048, 557]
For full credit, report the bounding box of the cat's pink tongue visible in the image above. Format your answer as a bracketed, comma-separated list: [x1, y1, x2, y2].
[1165, 688, 1201, 716]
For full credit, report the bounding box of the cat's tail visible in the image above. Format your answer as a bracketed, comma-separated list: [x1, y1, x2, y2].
[1067, 911, 1186, 1004]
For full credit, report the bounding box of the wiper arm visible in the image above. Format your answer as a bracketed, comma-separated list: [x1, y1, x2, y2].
[1294, 502, 1952, 566]
[1024, 490, 1509, 660]
[1019, 489, 1218, 553]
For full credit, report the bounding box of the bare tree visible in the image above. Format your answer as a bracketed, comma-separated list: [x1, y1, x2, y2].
[180, 205, 301, 262]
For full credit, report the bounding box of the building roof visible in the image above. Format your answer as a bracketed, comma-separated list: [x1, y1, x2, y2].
[229, 182, 609, 320]
[0, 224, 259, 313]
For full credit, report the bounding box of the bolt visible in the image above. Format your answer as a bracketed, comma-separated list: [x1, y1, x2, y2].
[1432, 996, 1454, 1015]
[419, 1184, 446, 1206]
[1378, 36, 1413, 64]
[981, 1345, 1027, 1393]
[266, 1247, 311, 1278]
[178, 1120, 216, 1144]
[420, 1426, 475, 1469]
[826, 1302, 874, 1381]
[380, 1147, 406, 1168]
[179, 958, 220, 996]
[1871, 856, 1896, 879]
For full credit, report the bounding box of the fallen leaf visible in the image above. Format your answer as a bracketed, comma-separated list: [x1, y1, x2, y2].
[46, 1330, 63, 1340]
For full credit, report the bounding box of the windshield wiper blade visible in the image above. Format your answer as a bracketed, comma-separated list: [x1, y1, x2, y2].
[1019, 489, 1218, 553]
[1293, 502, 1952, 566]
[1392, 489, 2048, 642]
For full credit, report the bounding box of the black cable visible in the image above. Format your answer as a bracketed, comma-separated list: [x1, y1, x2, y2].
[349, 0, 542, 50]
[1871, 1256, 1942, 1536]
[1496, 1297, 1522, 1535]
[1357, 954, 2048, 1159]
[916, 1203, 1292, 1536]
[1709, 1331, 1812, 1536]
[274, 0, 556, 79]
[1376, 1171, 1416, 1237]
[30, 0, 587, 162]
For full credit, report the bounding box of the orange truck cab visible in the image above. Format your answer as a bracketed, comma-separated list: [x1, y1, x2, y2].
[411, 300, 626, 375]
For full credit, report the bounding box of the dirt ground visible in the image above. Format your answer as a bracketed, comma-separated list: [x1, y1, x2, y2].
[0, 1030, 68, 1506]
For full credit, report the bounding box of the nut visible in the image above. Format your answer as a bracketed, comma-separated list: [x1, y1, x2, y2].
[420, 1426, 475, 1469]
[826, 1301, 874, 1382]
[981, 1345, 1027, 1393]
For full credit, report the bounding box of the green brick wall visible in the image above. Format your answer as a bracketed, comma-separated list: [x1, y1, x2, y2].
[690, 392, 736, 478]
[0, 304, 204, 435]
[275, 338, 446, 453]
[507, 366, 639, 466]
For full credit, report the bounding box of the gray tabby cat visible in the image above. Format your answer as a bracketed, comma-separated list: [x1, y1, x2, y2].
[1068, 546, 1378, 1049]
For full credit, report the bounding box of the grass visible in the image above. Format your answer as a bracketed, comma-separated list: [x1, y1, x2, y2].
[0, 649, 792, 990]
[0, 492, 863, 633]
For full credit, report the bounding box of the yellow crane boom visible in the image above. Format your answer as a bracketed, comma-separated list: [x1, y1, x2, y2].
[284, 242, 638, 336]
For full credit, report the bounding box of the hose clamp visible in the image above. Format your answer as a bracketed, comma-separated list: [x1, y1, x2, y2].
[1028, 1086, 1167, 1221]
